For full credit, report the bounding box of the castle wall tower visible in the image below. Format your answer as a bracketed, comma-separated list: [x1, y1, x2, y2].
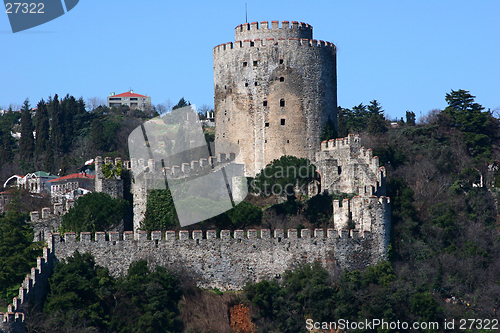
[213, 21, 337, 177]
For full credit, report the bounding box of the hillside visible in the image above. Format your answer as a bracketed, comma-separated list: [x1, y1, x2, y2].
[1, 90, 500, 332]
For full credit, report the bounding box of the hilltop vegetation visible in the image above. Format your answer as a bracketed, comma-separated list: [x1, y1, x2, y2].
[1, 89, 500, 331]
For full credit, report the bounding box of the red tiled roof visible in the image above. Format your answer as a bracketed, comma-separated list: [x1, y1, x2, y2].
[47, 173, 95, 183]
[112, 91, 148, 98]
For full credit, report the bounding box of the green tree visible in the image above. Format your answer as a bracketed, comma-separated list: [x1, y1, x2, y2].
[0, 212, 42, 302]
[172, 97, 190, 110]
[442, 89, 495, 158]
[19, 98, 34, 162]
[251, 155, 316, 200]
[61, 192, 128, 234]
[35, 99, 50, 157]
[367, 113, 388, 135]
[44, 251, 114, 329]
[367, 99, 383, 116]
[305, 192, 333, 225]
[142, 188, 178, 231]
[405, 111, 416, 125]
[319, 115, 337, 141]
[0, 129, 15, 165]
[225, 201, 263, 229]
[49, 94, 64, 153]
[110, 260, 183, 333]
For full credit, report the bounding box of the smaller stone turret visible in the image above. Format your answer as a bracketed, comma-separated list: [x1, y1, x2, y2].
[315, 134, 386, 196]
[95, 156, 124, 199]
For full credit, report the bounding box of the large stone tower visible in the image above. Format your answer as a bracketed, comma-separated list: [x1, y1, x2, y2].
[213, 21, 337, 177]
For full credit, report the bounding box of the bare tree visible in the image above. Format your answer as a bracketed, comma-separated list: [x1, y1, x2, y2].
[154, 99, 172, 115]
[85, 97, 106, 111]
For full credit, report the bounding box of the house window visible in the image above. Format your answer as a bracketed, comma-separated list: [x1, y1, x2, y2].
[280, 99, 285, 107]
[254, 82, 258, 86]
[253, 60, 258, 66]
[250, 41, 254, 47]
[243, 62, 247, 67]
[281, 119, 286, 125]
[279, 59, 284, 64]
[280, 77, 284, 82]
[265, 140, 267, 143]
[245, 82, 249, 87]
[287, 140, 290, 143]
[263, 101, 267, 106]
[265, 122, 269, 127]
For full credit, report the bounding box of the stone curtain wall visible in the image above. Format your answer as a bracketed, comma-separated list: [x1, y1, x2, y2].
[213, 21, 337, 177]
[49, 226, 389, 291]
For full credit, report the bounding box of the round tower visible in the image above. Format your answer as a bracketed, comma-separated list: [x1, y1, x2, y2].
[213, 20, 337, 177]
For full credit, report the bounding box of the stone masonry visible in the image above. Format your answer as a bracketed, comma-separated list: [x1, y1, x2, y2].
[316, 134, 387, 196]
[213, 21, 337, 177]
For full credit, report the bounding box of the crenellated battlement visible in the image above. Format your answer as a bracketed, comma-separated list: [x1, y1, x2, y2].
[213, 37, 336, 53]
[0, 247, 54, 333]
[128, 151, 237, 179]
[49, 228, 374, 244]
[30, 201, 74, 222]
[234, 20, 313, 41]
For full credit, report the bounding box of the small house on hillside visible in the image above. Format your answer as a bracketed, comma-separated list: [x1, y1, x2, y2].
[48, 172, 95, 203]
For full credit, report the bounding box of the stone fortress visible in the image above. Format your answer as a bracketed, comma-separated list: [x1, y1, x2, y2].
[1, 21, 391, 333]
[214, 21, 337, 177]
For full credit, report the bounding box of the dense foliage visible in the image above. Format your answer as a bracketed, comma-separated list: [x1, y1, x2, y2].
[61, 192, 128, 234]
[244, 89, 500, 330]
[142, 188, 179, 232]
[251, 155, 316, 200]
[0, 212, 42, 305]
[33, 252, 182, 333]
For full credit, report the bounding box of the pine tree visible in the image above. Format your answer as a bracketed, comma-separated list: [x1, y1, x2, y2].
[320, 115, 338, 141]
[367, 99, 383, 116]
[44, 145, 54, 173]
[19, 99, 35, 162]
[35, 99, 50, 156]
[49, 94, 64, 153]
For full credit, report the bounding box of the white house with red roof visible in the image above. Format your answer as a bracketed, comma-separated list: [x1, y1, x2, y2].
[107, 90, 151, 110]
[48, 172, 95, 202]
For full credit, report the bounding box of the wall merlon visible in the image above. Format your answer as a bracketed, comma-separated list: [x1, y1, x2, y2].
[206, 230, 216, 239]
[274, 229, 284, 238]
[64, 232, 76, 243]
[81, 232, 91, 242]
[315, 228, 324, 238]
[261, 229, 270, 238]
[288, 229, 297, 238]
[179, 230, 189, 240]
[301, 229, 310, 238]
[193, 230, 203, 240]
[234, 230, 244, 239]
[96, 232, 106, 242]
[109, 231, 120, 242]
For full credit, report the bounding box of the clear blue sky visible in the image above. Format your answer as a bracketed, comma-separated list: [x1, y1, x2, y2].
[1, 0, 498, 120]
